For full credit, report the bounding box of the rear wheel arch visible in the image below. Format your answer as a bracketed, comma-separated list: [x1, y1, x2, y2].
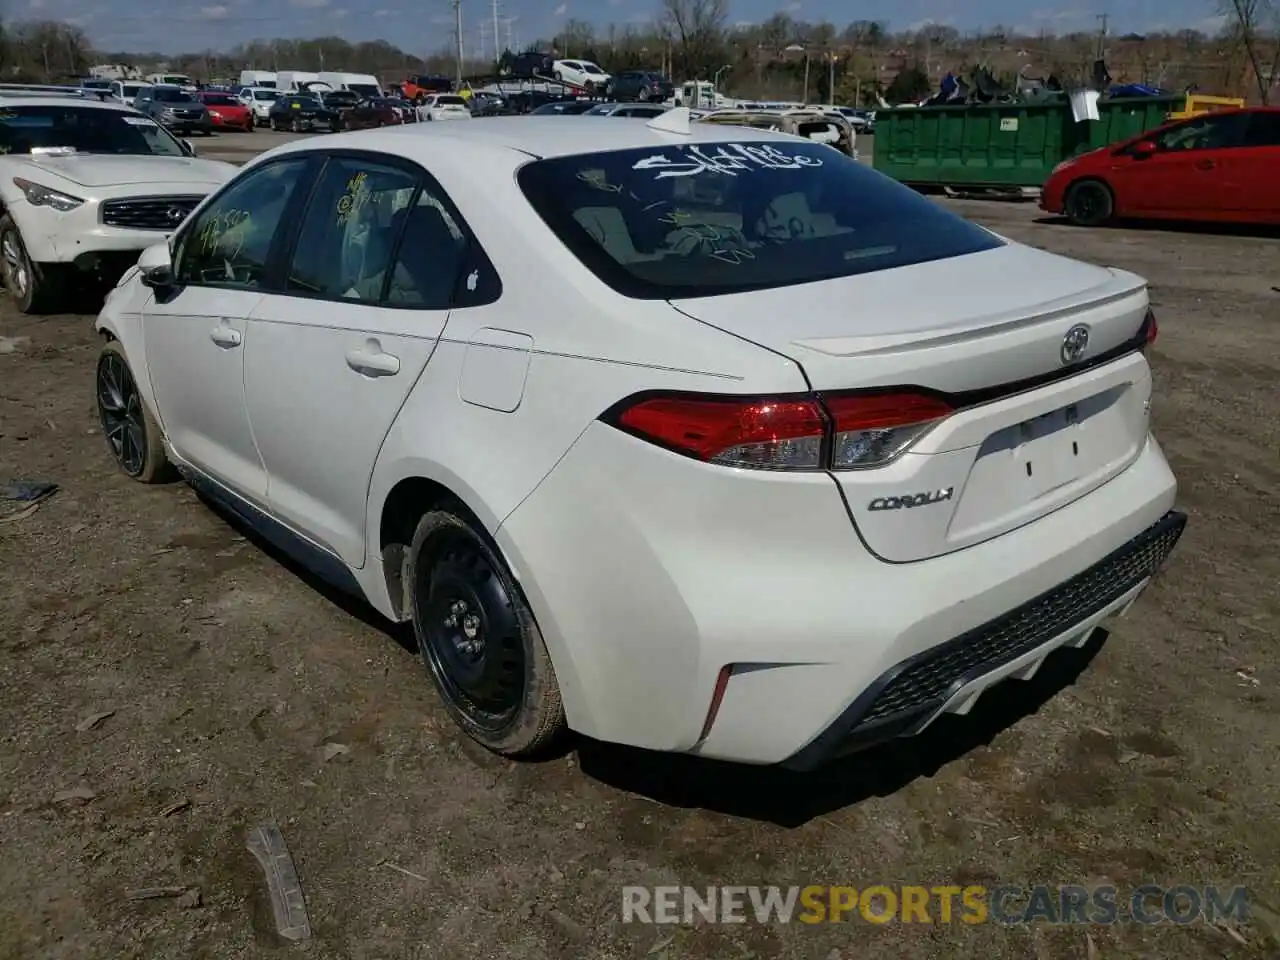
[378, 475, 496, 618]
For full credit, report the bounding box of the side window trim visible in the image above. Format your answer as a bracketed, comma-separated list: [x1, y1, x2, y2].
[171, 153, 320, 292]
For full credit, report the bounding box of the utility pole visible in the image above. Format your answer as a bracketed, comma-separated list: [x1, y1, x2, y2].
[491, 0, 501, 62]
[1095, 13, 1109, 60]
[453, 0, 464, 86]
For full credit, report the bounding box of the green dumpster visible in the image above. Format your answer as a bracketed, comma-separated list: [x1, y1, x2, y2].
[871, 95, 1185, 189]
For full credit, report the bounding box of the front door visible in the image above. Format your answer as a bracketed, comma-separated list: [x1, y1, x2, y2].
[244, 153, 474, 566]
[142, 156, 312, 505]
[1111, 111, 1250, 217]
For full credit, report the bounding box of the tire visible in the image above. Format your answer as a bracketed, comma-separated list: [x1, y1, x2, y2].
[638, 85, 651, 102]
[406, 507, 566, 758]
[96, 340, 173, 484]
[0, 213, 55, 314]
[290, 117, 301, 133]
[1064, 179, 1114, 227]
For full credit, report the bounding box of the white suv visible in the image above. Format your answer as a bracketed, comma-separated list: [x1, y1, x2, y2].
[95, 117, 1184, 768]
[0, 97, 236, 312]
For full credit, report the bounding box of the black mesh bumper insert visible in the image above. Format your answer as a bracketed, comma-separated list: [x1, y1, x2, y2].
[785, 510, 1186, 769]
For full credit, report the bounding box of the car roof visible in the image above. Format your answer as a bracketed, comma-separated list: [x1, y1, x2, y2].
[0, 95, 136, 112]
[263, 113, 816, 161]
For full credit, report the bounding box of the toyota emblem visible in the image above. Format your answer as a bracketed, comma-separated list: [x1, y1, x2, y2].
[166, 206, 186, 225]
[1061, 324, 1090, 365]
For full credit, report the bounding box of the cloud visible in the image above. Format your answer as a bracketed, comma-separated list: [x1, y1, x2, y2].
[27, 0, 45, 9]
[200, 4, 230, 18]
[781, 1, 800, 11]
[330, 6, 347, 16]
[373, 8, 393, 16]
[1192, 13, 1228, 33]
[553, 2, 567, 15]
[289, 0, 329, 7]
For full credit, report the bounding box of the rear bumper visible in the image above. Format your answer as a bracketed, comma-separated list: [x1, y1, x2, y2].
[498, 419, 1181, 766]
[783, 509, 1185, 770]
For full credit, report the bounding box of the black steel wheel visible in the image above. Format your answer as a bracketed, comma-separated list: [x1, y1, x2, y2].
[407, 508, 565, 756]
[96, 341, 172, 483]
[1064, 179, 1114, 227]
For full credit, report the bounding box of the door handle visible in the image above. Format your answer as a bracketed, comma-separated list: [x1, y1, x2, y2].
[1195, 159, 1216, 170]
[209, 324, 241, 348]
[345, 347, 400, 377]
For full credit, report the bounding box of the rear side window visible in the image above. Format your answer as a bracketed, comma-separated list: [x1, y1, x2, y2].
[516, 141, 1004, 299]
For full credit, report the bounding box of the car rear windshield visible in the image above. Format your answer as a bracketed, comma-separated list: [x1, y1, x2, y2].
[516, 141, 1004, 299]
[154, 88, 195, 102]
[202, 94, 240, 105]
[436, 95, 466, 106]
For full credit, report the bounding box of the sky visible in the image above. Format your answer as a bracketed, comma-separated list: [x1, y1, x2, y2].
[16, 0, 1229, 56]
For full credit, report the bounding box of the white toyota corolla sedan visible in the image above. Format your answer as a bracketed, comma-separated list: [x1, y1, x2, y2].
[94, 111, 1185, 769]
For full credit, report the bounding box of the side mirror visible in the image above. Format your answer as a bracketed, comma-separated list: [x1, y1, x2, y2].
[180, 138, 196, 157]
[138, 242, 175, 289]
[1132, 139, 1157, 158]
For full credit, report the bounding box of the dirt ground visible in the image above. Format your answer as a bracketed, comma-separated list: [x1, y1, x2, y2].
[1, 159, 1279, 959]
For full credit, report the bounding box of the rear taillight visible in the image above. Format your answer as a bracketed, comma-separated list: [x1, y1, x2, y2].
[824, 392, 953, 469]
[607, 390, 951, 472]
[615, 395, 826, 470]
[1141, 308, 1158, 348]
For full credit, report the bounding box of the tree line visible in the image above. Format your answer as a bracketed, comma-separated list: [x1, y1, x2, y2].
[1, 0, 1276, 104]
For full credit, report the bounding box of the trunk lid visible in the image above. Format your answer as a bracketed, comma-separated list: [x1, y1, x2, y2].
[669, 243, 1154, 562]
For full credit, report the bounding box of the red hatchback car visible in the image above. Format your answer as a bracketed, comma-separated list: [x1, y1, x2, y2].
[196, 92, 253, 131]
[1042, 106, 1280, 227]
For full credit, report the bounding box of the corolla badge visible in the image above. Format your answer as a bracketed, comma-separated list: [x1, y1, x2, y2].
[1061, 324, 1091, 365]
[868, 488, 954, 511]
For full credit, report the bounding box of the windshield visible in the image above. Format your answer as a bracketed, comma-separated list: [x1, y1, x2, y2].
[516, 142, 1004, 299]
[348, 83, 380, 98]
[252, 89, 279, 101]
[122, 84, 146, 96]
[0, 105, 186, 157]
[201, 94, 240, 105]
[154, 88, 196, 103]
[161, 75, 191, 86]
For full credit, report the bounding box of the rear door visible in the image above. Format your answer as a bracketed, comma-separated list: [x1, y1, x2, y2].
[243, 151, 479, 566]
[1222, 110, 1280, 218]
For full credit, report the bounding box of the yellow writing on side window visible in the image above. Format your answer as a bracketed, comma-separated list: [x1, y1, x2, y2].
[337, 171, 371, 224]
[197, 209, 252, 258]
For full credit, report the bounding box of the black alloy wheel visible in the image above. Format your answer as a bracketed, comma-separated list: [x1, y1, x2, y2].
[97, 348, 147, 477]
[1064, 179, 1114, 227]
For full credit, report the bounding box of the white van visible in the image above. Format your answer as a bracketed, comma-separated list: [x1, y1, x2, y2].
[239, 70, 276, 89]
[276, 71, 331, 94]
[317, 71, 382, 98]
[109, 79, 153, 106]
[146, 73, 195, 91]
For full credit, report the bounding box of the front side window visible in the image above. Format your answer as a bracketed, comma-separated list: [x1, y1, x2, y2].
[175, 158, 311, 288]
[1155, 112, 1250, 151]
[517, 141, 1004, 299]
[0, 105, 185, 156]
[286, 158, 421, 302]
